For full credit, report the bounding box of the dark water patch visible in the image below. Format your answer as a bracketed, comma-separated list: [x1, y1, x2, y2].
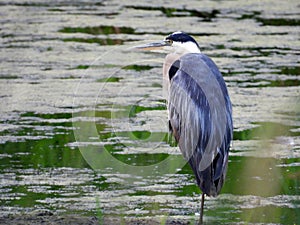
[130, 130, 151, 140]
[73, 65, 89, 70]
[75, 108, 133, 120]
[0, 133, 86, 169]
[111, 130, 168, 142]
[257, 17, 300, 26]
[62, 37, 126, 45]
[1, 34, 14, 38]
[234, 129, 252, 141]
[212, 45, 291, 58]
[47, 8, 65, 12]
[91, 104, 166, 120]
[4, 45, 31, 49]
[59, 26, 135, 35]
[213, 42, 294, 57]
[230, 46, 293, 56]
[20, 112, 72, 120]
[128, 104, 166, 117]
[28, 82, 40, 85]
[256, 32, 290, 35]
[0, 94, 11, 98]
[125, 5, 219, 20]
[0, 123, 72, 143]
[24, 120, 73, 128]
[8, 2, 51, 7]
[128, 190, 170, 196]
[0, 75, 19, 79]
[96, 77, 122, 83]
[70, 64, 118, 70]
[238, 11, 261, 20]
[41, 67, 52, 71]
[102, 143, 125, 153]
[267, 79, 300, 87]
[4, 112, 75, 131]
[177, 183, 201, 197]
[225, 69, 257, 77]
[7, 186, 50, 208]
[151, 82, 162, 88]
[94, 110, 113, 119]
[1, 127, 44, 140]
[233, 122, 299, 141]
[59, 75, 79, 79]
[212, 44, 226, 50]
[278, 66, 300, 75]
[111, 152, 169, 166]
[61, 9, 119, 17]
[123, 65, 154, 71]
[101, 129, 177, 149]
[231, 78, 300, 88]
[228, 38, 242, 42]
[59, 25, 218, 37]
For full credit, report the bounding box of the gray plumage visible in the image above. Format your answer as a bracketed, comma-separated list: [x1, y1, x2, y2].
[168, 53, 233, 196]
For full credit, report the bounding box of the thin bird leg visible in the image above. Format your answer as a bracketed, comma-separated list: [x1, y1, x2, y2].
[199, 193, 205, 224]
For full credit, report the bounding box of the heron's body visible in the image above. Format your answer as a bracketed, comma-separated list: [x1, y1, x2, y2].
[167, 53, 232, 197]
[136, 31, 233, 223]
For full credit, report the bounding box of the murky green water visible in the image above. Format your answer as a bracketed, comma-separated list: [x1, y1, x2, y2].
[0, 0, 299, 224]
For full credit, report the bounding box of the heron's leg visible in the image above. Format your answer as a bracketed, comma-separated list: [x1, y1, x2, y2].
[199, 193, 205, 224]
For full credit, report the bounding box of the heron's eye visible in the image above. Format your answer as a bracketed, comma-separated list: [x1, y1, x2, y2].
[166, 39, 173, 45]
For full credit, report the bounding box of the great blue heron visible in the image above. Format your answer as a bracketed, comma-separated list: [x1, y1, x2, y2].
[136, 31, 233, 223]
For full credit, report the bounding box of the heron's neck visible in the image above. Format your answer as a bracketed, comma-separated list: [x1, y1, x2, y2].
[173, 42, 201, 54]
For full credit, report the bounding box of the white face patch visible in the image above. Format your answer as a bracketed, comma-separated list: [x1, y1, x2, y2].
[172, 41, 201, 54]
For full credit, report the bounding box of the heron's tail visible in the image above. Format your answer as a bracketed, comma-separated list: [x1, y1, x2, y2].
[188, 151, 228, 197]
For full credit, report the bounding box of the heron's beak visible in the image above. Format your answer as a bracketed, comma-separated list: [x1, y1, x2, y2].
[135, 40, 170, 51]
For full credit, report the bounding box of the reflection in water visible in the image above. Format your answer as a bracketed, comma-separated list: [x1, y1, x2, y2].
[0, 0, 299, 224]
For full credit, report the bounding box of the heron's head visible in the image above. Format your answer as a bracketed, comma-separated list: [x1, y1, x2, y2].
[136, 31, 201, 54]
